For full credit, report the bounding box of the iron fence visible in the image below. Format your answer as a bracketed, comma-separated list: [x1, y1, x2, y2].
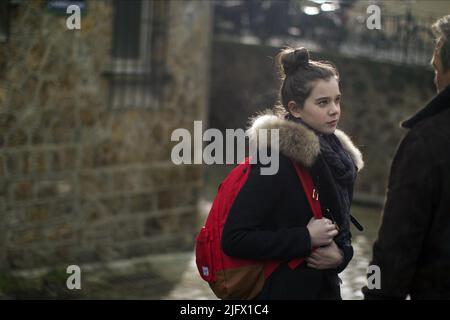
[213, 0, 436, 66]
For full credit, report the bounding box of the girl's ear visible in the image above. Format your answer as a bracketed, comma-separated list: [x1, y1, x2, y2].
[288, 101, 301, 118]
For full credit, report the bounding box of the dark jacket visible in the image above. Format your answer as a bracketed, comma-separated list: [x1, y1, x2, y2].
[221, 111, 364, 300]
[363, 85, 450, 300]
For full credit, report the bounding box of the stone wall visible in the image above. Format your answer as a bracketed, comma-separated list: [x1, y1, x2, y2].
[209, 40, 436, 200]
[0, 0, 212, 270]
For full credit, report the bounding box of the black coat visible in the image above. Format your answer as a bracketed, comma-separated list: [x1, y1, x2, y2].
[363, 85, 450, 299]
[221, 111, 364, 299]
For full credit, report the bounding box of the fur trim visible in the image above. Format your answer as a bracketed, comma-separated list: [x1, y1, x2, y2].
[246, 110, 364, 170]
[334, 130, 364, 171]
[246, 110, 320, 167]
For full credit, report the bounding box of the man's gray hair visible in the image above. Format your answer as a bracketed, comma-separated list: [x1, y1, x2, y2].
[432, 14, 450, 72]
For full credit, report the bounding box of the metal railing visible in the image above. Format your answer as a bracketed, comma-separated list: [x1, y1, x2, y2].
[213, 0, 436, 66]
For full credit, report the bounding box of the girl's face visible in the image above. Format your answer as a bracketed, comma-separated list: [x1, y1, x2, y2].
[289, 77, 341, 135]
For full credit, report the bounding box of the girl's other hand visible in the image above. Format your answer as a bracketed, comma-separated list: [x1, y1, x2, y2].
[306, 240, 344, 270]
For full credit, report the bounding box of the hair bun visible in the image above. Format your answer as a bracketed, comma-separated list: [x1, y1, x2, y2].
[280, 47, 310, 76]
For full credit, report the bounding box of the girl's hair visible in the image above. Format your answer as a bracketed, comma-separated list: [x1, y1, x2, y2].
[274, 47, 339, 116]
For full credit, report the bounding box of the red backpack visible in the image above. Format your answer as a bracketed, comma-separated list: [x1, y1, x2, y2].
[195, 156, 323, 300]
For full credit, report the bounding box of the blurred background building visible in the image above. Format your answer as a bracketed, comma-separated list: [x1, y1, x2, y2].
[0, 0, 447, 299]
[0, 0, 212, 297]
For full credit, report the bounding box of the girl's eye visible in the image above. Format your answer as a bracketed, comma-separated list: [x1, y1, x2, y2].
[318, 100, 328, 106]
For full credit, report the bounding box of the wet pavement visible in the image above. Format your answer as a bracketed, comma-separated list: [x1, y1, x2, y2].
[0, 199, 380, 300]
[163, 252, 217, 300]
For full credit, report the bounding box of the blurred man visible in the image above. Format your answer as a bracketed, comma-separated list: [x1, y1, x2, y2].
[363, 14, 450, 299]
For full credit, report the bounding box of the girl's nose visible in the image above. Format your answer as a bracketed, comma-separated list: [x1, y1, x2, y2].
[329, 103, 339, 115]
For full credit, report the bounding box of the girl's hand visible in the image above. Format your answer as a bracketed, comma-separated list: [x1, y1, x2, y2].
[307, 217, 338, 247]
[306, 241, 343, 270]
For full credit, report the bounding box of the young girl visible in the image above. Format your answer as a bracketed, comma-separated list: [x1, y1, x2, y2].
[221, 47, 364, 299]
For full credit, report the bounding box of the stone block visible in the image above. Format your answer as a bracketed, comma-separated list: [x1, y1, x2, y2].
[48, 126, 75, 144]
[92, 142, 119, 167]
[80, 108, 96, 127]
[6, 128, 28, 147]
[27, 203, 51, 223]
[79, 172, 112, 196]
[5, 153, 21, 177]
[45, 223, 74, 242]
[98, 195, 128, 217]
[81, 145, 94, 169]
[34, 151, 48, 174]
[144, 216, 164, 237]
[12, 180, 33, 201]
[48, 150, 63, 172]
[31, 129, 45, 145]
[151, 169, 167, 189]
[21, 151, 33, 176]
[81, 222, 113, 244]
[53, 200, 78, 218]
[184, 165, 203, 183]
[157, 190, 174, 210]
[112, 219, 141, 242]
[0, 155, 5, 177]
[35, 180, 59, 199]
[60, 147, 78, 171]
[111, 171, 126, 192]
[128, 193, 154, 214]
[120, 171, 144, 193]
[0, 114, 16, 133]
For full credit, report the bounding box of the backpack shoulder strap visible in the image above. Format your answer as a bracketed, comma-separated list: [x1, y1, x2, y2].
[288, 160, 323, 269]
[264, 159, 324, 276]
[290, 159, 323, 219]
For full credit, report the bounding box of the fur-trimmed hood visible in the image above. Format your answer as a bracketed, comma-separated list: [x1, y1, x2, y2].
[246, 110, 364, 171]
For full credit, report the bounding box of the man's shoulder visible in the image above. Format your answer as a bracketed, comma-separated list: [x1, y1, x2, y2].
[399, 107, 450, 165]
[409, 106, 450, 139]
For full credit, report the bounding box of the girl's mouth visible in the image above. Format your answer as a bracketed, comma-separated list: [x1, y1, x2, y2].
[327, 120, 338, 126]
